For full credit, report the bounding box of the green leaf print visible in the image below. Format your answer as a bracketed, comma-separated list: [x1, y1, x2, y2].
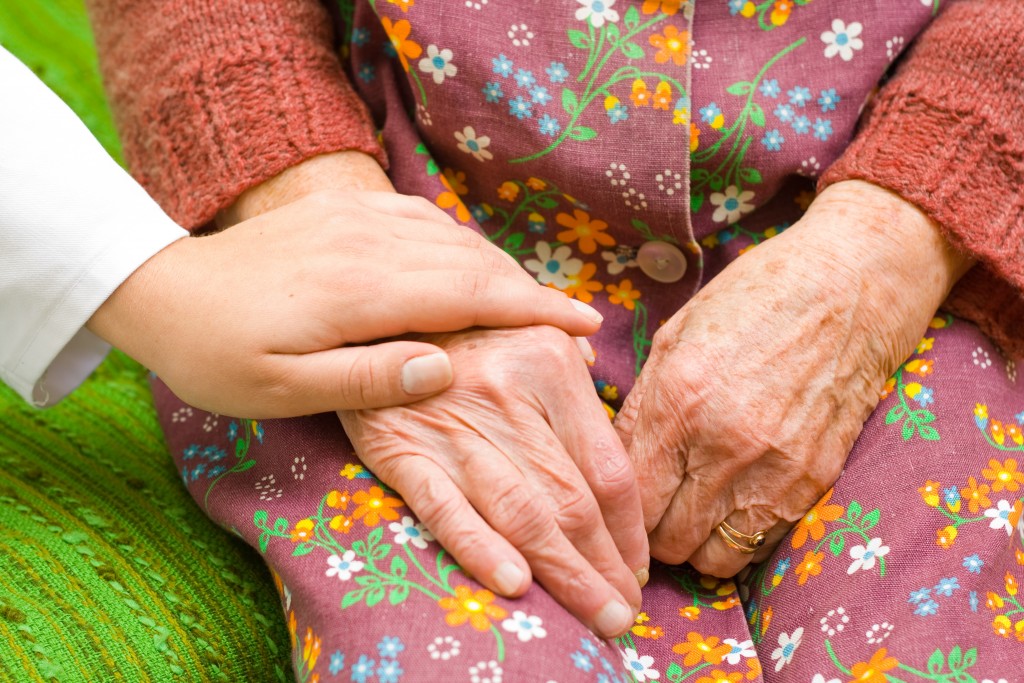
[624, 5, 640, 29]
[620, 42, 644, 59]
[726, 81, 752, 95]
[569, 126, 598, 141]
[390, 554, 408, 578]
[567, 29, 589, 49]
[562, 88, 579, 114]
[861, 508, 880, 530]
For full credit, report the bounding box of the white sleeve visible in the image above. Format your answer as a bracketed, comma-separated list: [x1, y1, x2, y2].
[0, 46, 188, 406]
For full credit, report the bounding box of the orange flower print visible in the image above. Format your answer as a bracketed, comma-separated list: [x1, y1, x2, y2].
[904, 359, 934, 376]
[497, 180, 520, 202]
[1007, 422, 1024, 446]
[746, 657, 762, 681]
[879, 377, 896, 400]
[679, 606, 701, 621]
[525, 177, 547, 191]
[327, 490, 350, 510]
[290, 519, 316, 543]
[671, 632, 731, 666]
[918, 480, 941, 508]
[352, 486, 404, 526]
[436, 169, 471, 223]
[606, 279, 642, 311]
[695, 671, 742, 683]
[790, 488, 843, 548]
[653, 81, 672, 110]
[387, 0, 415, 12]
[1006, 571, 1019, 596]
[761, 606, 773, 635]
[556, 209, 615, 253]
[848, 648, 898, 683]
[630, 79, 652, 107]
[993, 614, 1012, 637]
[991, 420, 1006, 446]
[770, 0, 792, 26]
[438, 585, 507, 631]
[642, 0, 682, 14]
[302, 627, 322, 671]
[982, 458, 1024, 492]
[690, 122, 700, 152]
[794, 550, 824, 585]
[650, 25, 690, 66]
[961, 476, 991, 514]
[329, 515, 354, 534]
[380, 17, 422, 72]
[936, 525, 958, 549]
[562, 263, 603, 303]
[987, 591, 1005, 610]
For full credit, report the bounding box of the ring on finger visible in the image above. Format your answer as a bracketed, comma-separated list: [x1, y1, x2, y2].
[716, 520, 768, 554]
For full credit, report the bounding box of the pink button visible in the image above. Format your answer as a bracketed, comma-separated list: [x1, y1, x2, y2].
[636, 241, 687, 283]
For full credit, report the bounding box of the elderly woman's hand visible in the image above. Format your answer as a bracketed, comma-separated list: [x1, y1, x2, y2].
[339, 325, 649, 638]
[615, 180, 972, 577]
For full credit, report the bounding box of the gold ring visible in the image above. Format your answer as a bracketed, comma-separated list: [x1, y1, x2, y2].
[716, 520, 768, 555]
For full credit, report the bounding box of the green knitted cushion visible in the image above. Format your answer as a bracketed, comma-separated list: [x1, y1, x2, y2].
[0, 3, 290, 679]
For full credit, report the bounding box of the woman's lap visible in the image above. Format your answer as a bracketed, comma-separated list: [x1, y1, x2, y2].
[153, 316, 1022, 682]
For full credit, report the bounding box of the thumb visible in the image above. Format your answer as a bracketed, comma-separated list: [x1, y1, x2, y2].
[267, 341, 454, 414]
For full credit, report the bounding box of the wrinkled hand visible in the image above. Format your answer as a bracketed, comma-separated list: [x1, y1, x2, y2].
[616, 180, 972, 576]
[88, 153, 602, 417]
[339, 326, 649, 638]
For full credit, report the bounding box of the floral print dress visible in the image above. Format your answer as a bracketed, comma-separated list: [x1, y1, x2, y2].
[154, 1, 1024, 681]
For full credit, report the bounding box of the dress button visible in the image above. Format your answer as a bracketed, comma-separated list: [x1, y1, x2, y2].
[636, 241, 687, 283]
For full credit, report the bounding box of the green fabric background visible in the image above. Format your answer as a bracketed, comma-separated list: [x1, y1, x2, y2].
[0, 3, 291, 680]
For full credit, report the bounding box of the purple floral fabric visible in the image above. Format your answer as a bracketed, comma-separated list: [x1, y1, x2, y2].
[155, 1, 1024, 681]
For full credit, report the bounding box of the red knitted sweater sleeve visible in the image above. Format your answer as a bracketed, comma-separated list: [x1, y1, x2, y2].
[85, 0, 385, 230]
[821, 0, 1024, 358]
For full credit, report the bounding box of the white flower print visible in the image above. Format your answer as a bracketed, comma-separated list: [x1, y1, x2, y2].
[721, 638, 755, 665]
[812, 676, 842, 683]
[501, 611, 547, 642]
[771, 627, 803, 672]
[621, 648, 660, 682]
[973, 346, 992, 368]
[325, 550, 364, 580]
[507, 23, 534, 47]
[602, 247, 637, 275]
[419, 45, 457, 84]
[709, 185, 755, 223]
[985, 500, 1018, 534]
[847, 537, 890, 574]
[576, 0, 619, 28]
[866, 622, 895, 644]
[427, 635, 461, 660]
[454, 126, 493, 161]
[388, 515, 435, 549]
[819, 606, 850, 637]
[821, 19, 864, 61]
[469, 660, 503, 683]
[982, 679, 1009, 683]
[524, 242, 583, 288]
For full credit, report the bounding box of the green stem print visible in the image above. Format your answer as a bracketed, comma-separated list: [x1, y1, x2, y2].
[204, 419, 258, 511]
[632, 301, 651, 376]
[742, 0, 813, 31]
[811, 503, 886, 577]
[481, 179, 569, 255]
[883, 368, 940, 441]
[665, 662, 713, 683]
[690, 37, 804, 213]
[510, 7, 683, 163]
[825, 640, 979, 683]
[974, 404, 1024, 452]
[253, 491, 507, 661]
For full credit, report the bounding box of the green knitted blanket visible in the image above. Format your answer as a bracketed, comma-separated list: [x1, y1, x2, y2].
[0, 2, 289, 680]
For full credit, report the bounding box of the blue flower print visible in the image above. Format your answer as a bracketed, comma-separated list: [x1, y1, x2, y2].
[773, 103, 795, 123]
[351, 27, 370, 46]
[377, 659, 403, 683]
[758, 78, 781, 98]
[607, 103, 629, 123]
[700, 103, 723, 124]
[600, 657, 618, 677]
[914, 599, 939, 616]
[909, 587, 931, 604]
[492, 54, 514, 77]
[469, 204, 492, 223]
[812, 118, 833, 141]
[207, 465, 226, 478]
[761, 129, 785, 151]
[483, 81, 504, 103]
[330, 651, 345, 675]
[538, 114, 561, 136]
[351, 654, 375, 683]
[226, 422, 238, 440]
[934, 577, 960, 597]
[546, 61, 569, 83]
[530, 85, 552, 105]
[969, 591, 979, 612]
[183, 444, 200, 460]
[571, 651, 594, 671]
[963, 554, 984, 574]
[580, 638, 599, 658]
[915, 386, 935, 407]
[254, 422, 264, 443]
[514, 68, 537, 89]
[942, 486, 960, 507]
[818, 88, 841, 112]
[377, 637, 404, 658]
[202, 445, 226, 461]
[791, 115, 811, 134]
[1015, 410, 1024, 425]
[509, 96, 533, 119]
[788, 86, 812, 107]
[357, 64, 376, 82]
[190, 463, 206, 481]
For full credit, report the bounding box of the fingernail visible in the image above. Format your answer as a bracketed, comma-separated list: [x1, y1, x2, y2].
[634, 567, 650, 589]
[594, 600, 633, 638]
[570, 298, 603, 324]
[575, 337, 596, 364]
[493, 562, 524, 595]
[401, 353, 453, 395]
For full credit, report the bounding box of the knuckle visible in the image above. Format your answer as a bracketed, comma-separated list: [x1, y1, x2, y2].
[590, 453, 637, 501]
[453, 270, 490, 300]
[552, 486, 601, 536]
[409, 473, 463, 531]
[488, 483, 556, 546]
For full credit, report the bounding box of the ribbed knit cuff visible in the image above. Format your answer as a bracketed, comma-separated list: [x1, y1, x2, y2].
[821, 0, 1024, 358]
[88, 0, 386, 230]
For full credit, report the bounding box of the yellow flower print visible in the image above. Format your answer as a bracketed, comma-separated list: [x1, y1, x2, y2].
[987, 592, 1005, 610]
[918, 480, 941, 508]
[879, 377, 896, 400]
[916, 337, 935, 354]
[630, 79, 652, 107]
[380, 17, 422, 72]
[993, 614, 1012, 637]
[606, 279, 642, 311]
[653, 81, 672, 111]
[438, 585, 507, 631]
[340, 463, 364, 480]
[936, 525, 957, 549]
[302, 627, 322, 671]
[352, 486, 404, 526]
[770, 0, 793, 26]
[649, 25, 690, 66]
[982, 458, 1024, 492]
[290, 519, 316, 543]
[329, 515, 354, 534]
[556, 209, 615, 254]
[1007, 422, 1024, 446]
